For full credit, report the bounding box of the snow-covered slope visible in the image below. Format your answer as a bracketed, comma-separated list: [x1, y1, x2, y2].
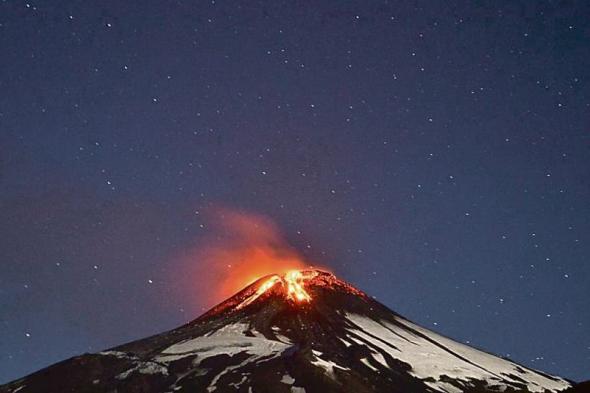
[345, 313, 569, 393]
[0, 270, 573, 393]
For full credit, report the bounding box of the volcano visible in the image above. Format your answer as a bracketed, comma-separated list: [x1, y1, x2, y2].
[1, 270, 575, 393]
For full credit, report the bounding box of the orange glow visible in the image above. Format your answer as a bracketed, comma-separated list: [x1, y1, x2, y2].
[216, 247, 308, 301]
[236, 270, 318, 309]
[173, 208, 328, 308]
[284, 270, 314, 302]
[236, 274, 281, 309]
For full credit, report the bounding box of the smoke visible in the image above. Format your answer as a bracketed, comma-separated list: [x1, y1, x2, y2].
[174, 208, 318, 309]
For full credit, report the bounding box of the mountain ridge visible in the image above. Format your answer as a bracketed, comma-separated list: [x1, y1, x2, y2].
[0, 270, 574, 393]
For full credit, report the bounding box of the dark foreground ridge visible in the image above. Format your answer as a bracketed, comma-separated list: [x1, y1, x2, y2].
[0, 270, 576, 393]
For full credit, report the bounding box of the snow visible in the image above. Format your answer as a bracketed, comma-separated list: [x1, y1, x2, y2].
[153, 353, 190, 363]
[360, 358, 379, 371]
[228, 375, 248, 388]
[371, 351, 388, 369]
[112, 322, 295, 390]
[274, 333, 292, 344]
[116, 361, 168, 380]
[159, 323, 291, 364]
[105, 348, 168, 381]
[158, 323, 293, 392]
[345, 313, 570, 393]
[311, 350, 349, 377]
[431, 381, 464, 393]
[207, 357, 252, 392]
[344, 333, 389, 369]
[137, 362, 169, 376]
[99, 350, 131, 359]
[338, 337, 352, 347]
[92, 310, 568, 392]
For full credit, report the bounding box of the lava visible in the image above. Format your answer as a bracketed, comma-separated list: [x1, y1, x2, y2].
[201, 269, 369, 319]
[284, 270, 316, 302]
[236, 270, 320, 310]
[236, 274, 281, 309]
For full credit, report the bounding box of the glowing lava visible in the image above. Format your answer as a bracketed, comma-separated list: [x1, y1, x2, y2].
[284, 270, 315, 302]
[202, 269, 369, 319]
[236, 274, 281, 309]
[236, 270, 319, 310]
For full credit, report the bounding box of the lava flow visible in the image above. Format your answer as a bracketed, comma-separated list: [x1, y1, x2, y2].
[236, 270, 319, 310]
[199, 269, 369, 320]
[284, 270, 315, 302]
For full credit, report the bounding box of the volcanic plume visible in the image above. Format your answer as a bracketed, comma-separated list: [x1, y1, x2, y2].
[175, 208, 324, 306]
[0, 269, 575, 393]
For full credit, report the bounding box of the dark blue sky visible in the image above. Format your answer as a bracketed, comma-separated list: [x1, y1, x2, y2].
[1, 0, 589, 384]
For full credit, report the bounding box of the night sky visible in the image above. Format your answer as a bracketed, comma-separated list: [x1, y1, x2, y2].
[1, 0, 589, 384]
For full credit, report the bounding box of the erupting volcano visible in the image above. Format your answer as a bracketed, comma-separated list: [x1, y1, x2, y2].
[1, 270, 575, 393]
[238, 270, 362, 307]
[235, 270, 316, 310]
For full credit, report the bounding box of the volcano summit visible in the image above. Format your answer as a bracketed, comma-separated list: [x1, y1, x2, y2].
[0, 270, 574, 393]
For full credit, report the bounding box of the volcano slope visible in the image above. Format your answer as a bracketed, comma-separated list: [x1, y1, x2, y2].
[0, 270, 573, 393]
